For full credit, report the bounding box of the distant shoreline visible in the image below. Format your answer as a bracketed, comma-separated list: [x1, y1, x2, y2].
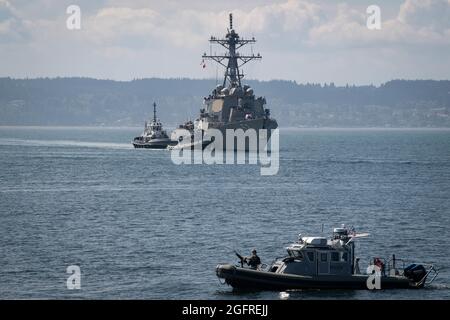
[2, 78, 449, 128]
[1, 126, 450, 131]
[1, 76, 449, 87]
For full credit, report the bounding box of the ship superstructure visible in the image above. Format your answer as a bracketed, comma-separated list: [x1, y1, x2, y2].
[172, 14, 278, 150]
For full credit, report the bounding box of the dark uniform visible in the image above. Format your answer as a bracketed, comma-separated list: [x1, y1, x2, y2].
[245, 250, 261, 269]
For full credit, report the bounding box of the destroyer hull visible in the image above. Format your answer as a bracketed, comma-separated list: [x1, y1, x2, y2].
[171, 118, 278, 151]
[216, 264, 420, 291]
[209, 118, 278, 131]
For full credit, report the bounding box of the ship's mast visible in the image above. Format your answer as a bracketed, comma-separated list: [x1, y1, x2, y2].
[153, 102, 157, 122]
[202, 13, 261, 88]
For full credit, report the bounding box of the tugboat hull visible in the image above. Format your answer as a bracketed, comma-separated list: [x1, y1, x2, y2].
[133, 143, 171, 149]
[132, 138, 176, 149]
[216, 264, 419, 291]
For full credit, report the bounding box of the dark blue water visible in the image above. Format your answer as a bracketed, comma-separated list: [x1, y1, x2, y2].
[0, 127, 449, 299]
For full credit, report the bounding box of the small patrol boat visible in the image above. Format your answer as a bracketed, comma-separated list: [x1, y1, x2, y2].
[216, 225, 438, 291]
[132, 102, 176, 149]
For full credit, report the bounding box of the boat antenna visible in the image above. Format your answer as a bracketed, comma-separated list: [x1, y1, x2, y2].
[202, 13, 261, 88]
[215, 64, 218, 87]
[153, 102, 157, 122]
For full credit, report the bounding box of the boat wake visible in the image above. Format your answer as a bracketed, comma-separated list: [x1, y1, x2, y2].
[426, 283, 450, 290]
[0, 138, 132, 150]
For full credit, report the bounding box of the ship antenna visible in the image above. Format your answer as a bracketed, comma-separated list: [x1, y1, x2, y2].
[215, 64, 218, 87]
[153, 102, 157, 122]
[202, 13, 261, 88]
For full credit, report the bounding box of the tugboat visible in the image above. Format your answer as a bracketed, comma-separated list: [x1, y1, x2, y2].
[171, 13, 278, 151]
[132, 102, 175, 149]
[216, 225, 439, 290]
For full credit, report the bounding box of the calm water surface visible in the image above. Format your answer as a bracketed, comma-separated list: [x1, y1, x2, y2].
[0, 127, 449, 299]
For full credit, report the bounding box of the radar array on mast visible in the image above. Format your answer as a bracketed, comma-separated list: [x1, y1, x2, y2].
[202, 13, 261, 88]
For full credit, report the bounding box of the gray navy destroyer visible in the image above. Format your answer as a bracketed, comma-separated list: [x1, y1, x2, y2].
[216, 225, 438, 290]
[171, 14, 278, 150]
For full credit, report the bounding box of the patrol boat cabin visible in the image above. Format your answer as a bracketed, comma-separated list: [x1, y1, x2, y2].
[270, 227, 355, 276]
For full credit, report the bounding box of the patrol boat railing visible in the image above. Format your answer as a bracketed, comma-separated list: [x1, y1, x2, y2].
[415, 264, 439, 287]
[370, 256, 439, 286]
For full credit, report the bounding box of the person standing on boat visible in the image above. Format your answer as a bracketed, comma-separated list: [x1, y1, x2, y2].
[245, 249, 261, 269]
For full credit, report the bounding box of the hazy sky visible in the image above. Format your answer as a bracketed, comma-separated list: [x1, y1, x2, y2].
[1, 0, 449, 85]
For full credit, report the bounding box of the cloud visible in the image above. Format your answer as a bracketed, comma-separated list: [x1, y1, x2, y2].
[81, 0, 450, 52]
[80, 0, 322, 49]
[0, 0, 31, 42]
[83, 6, 223, 48]
[398, 0, 450, 30]
[307, 0, 450, 48]
[307, 4, 367, 47]
[0, 0, 449, 84]
[84, 7, 159, 45]
[11, 0, 447, 55]
[237, 0, 321, 33]
[387, 0, 450, 46]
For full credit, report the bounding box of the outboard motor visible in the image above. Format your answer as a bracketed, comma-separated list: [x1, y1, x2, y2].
[333, 227, 349, 241]
[404, 264, 427, 283]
